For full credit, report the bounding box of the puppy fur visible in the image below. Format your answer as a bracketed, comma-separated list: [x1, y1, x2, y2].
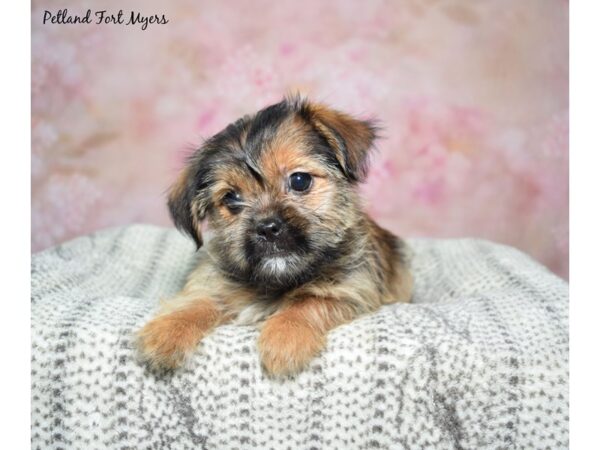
[137, 97, 413, 377]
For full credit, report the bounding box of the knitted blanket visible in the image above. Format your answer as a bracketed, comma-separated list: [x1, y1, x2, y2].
[31, 225, 569, 449]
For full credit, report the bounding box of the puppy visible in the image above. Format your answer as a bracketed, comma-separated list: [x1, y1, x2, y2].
[137, 97, 413, 377]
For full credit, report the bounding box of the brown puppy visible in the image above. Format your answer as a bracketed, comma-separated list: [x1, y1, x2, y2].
[137, 97, 413, 377]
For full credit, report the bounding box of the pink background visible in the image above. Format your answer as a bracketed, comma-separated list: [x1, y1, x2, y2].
[32, 0, 569, 278]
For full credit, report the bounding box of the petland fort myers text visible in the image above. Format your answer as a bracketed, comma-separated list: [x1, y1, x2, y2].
[42, 9, 168, 31]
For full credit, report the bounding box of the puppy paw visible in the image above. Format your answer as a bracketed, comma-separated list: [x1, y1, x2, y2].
[136, 313, 205, 370]
[258, 316, 326, 377]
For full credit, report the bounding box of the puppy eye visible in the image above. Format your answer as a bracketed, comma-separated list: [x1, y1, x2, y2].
[222, 190, 243, 213]
[289, 172, 312, 193]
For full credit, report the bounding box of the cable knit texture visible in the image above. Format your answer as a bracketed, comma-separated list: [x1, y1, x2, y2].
[31, 225, 569, 449]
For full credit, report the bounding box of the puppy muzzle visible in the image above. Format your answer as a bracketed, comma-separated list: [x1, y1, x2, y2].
[256, 217, 284, 242]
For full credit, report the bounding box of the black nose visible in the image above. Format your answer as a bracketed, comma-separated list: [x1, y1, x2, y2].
[256, 217, 283, 241]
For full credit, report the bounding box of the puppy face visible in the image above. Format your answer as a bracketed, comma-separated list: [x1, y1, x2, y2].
[168, 97, 377, 291]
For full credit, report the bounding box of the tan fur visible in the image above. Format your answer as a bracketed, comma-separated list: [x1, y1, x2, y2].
[258, 297, 357, 376]
[308, 103, 377, 180]
[137, 298, 221, 369]
[137, 98, 413, 377]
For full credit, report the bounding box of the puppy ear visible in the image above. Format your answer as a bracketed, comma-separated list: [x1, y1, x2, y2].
[302, 102, 378, 182]
[167, 165, 208, 249]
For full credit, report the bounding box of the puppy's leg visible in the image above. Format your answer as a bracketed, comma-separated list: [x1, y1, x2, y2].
[137, 295, 222, 370]
[258, 298, 356, 377]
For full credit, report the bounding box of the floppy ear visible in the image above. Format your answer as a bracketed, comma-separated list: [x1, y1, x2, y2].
[167, 165, 209, 249]
[303, 102, 378, 182]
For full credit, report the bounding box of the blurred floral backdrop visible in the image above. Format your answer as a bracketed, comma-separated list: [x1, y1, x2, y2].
[31, 0, 568, 278]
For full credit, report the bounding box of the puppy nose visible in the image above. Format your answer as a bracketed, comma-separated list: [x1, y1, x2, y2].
[256, 217, 283, 241]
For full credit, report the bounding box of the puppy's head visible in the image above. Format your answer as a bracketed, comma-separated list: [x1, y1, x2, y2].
[168, 97, 378, 290]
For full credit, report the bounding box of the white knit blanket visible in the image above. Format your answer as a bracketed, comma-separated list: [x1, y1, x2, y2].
[31, 225, 569, 449]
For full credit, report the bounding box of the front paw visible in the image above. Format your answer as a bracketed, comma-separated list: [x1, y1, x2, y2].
[258, 317, 326, 377]
[136, 313, 204, 370]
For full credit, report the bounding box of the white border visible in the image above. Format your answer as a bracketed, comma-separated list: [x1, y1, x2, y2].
[0, 0, 30, 446]
[570, 1, 600, 448]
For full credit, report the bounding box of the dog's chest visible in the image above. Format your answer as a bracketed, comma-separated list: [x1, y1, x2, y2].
[232, 302, 281, 326]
